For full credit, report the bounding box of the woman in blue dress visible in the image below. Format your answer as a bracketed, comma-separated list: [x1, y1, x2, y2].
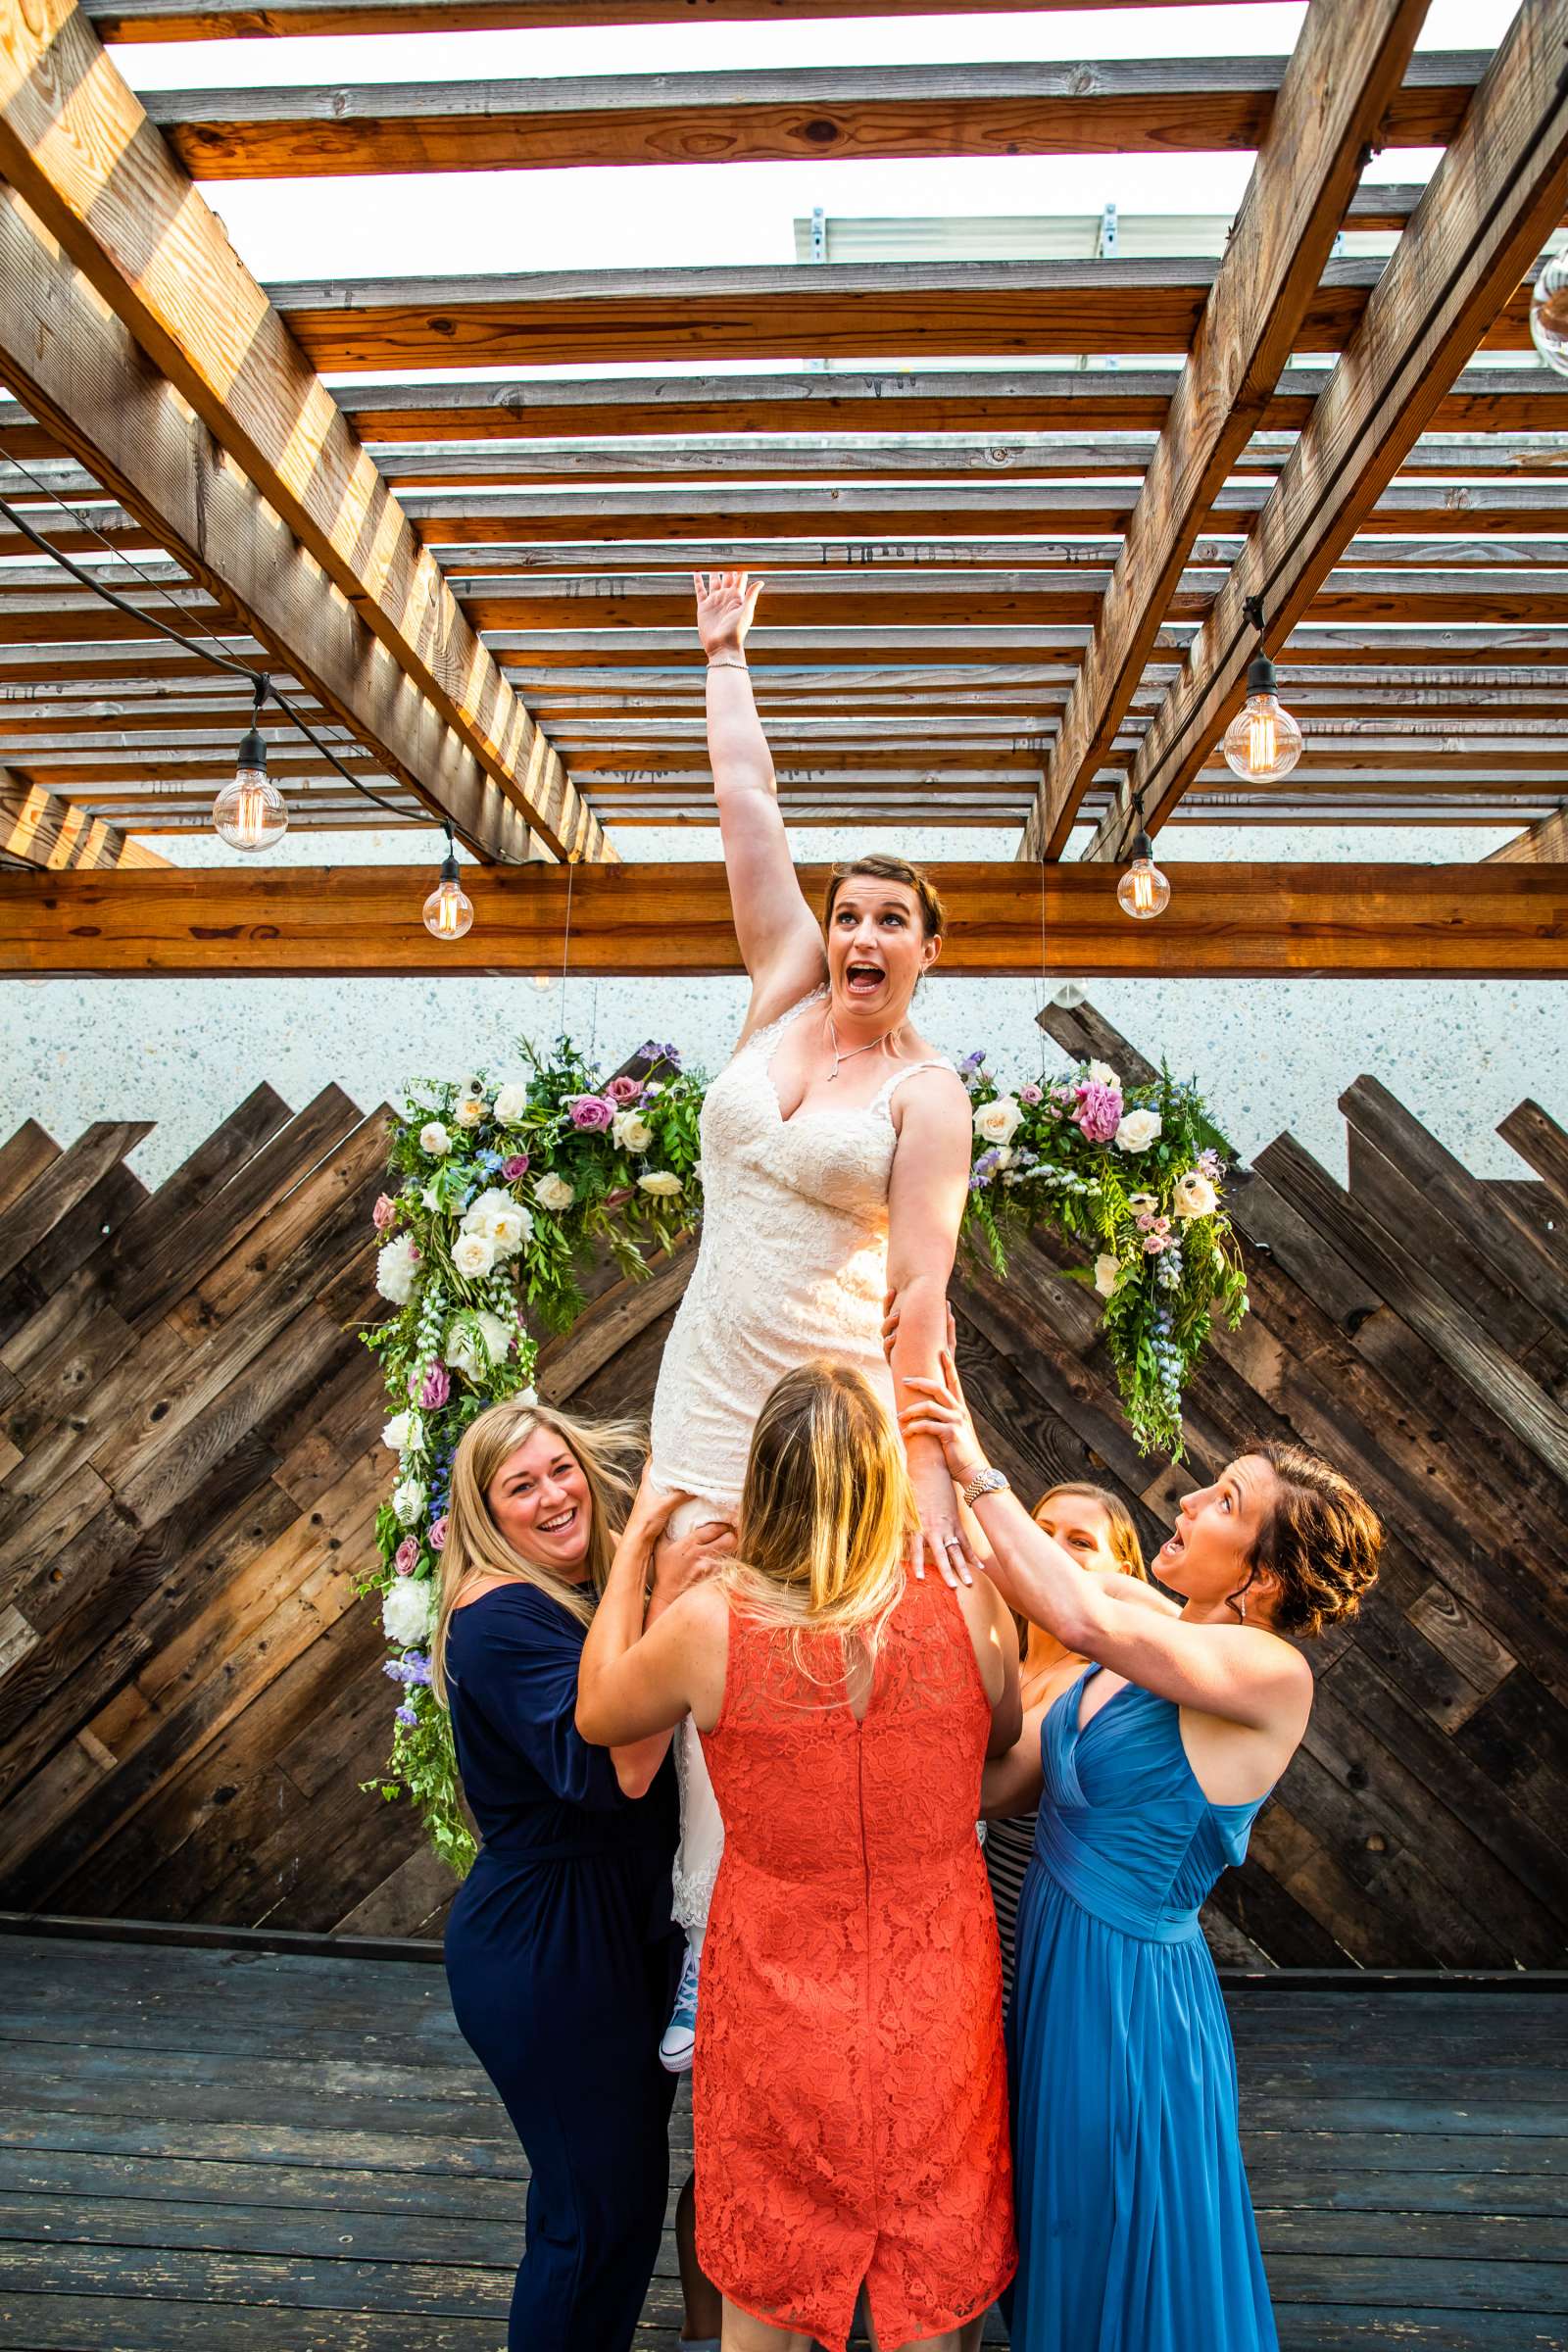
[434, 1396, 733, 2352]
[901, 1354, 1381, 2352]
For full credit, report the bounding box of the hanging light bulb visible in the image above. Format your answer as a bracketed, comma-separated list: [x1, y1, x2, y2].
[1221, 597, 1302, 783]
[423, 825, 474, 941]
[1531, 249, 1568, 375]
[1117, 823, 1170, 921]
[213, 676, 287, 852]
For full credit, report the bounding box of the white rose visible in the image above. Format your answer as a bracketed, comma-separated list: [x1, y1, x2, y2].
[1114, 1108, 1163, 1153]
[418, 1121, 451, 1157]
[447, 1309, 512, 1383]
[374, 1233, 419, 1304]
[382, 1578, 434, 1649]
[453, 1230, 496, 1278]
[381, 1411, 412, 1452]
[492, 1081, 529, 1125]
[487, 1205, 533, 1257]
[534, 1172, 575, 1214]
[612, 1109, 654, 1153]
[463, 1186, 515, 1235]
[453, 1094, 486, 1129]
[391, 1476, 426, 1527]
[1088, 1060, 1120, 1091]
[1094, 1252, 1121, 1298]
[1174, 1170, 1218, 1219]
[973, 1096, 1023, 1148]
[637, 1170, 684, 1198]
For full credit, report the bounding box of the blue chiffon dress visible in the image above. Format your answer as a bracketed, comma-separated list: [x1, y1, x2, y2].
[1007, 1665, 1279, 2352]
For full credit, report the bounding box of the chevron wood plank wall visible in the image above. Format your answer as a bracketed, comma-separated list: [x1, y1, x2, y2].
[0, 1015, 1564, 1965]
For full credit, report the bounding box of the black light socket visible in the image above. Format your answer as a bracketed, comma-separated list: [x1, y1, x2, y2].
[235, 725, 269, 773]
[1246, 651, 1278, 697]
[1130, 828, 1155, 862]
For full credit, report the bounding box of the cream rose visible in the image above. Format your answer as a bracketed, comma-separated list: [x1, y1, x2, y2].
[1094, 1252, 1121, 1298]
[1128, 1192, 1157, 1213]
[1114, 1107, 1163, 1153]
[1088, 1060, 1120, 1091]
[382, 1578, 434, 1649]
[638, 1170, 684, 1198]
[534, 1172, 575, 1214]
[374, 1233, 419, 1304]
[380, 1411, 413, 1453]
[453, 1094, 486, 1129]
[612, 1109, 654, 1153]
[417, 1120, 452, 1157]
[453, 1230, 496, 1279]
[973, 1095, 1023, 1148]
[487, 1205, 533, 1256]
[1174, 1169, 1218, 1219]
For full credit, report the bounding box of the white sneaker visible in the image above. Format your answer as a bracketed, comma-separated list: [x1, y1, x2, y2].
[660, 1943, 700, 2074]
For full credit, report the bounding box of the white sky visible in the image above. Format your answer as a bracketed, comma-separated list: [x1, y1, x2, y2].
[111, 2, 1520, 286]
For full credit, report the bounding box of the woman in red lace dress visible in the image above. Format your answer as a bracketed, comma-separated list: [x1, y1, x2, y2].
[577, 1361, 1021, 2352]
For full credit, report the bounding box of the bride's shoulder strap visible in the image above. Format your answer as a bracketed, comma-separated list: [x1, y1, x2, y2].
[872, 1054, 958, 1113]
[747, 983, 828, 1058]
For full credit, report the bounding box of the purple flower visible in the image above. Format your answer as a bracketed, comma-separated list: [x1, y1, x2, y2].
[606, 1075, 643, 1105]
[429, 1513, 449, 1551]
[1019, 1083, 1043, 1106]
[501, 1152, 530, 1180]
[1198, 1147, 1224, 1180]
[395, 1701, 418, 1728]
[567, 1094, 615, 1132]
[969, 1147, 1003, 1193]
[1072, 1080, 1123, 1145]
[960, 1049, 987, 1073]
[393, 1534, 419, 1577]
[418, 1362, 451, 1411]
[371, 1193, 397, 1234]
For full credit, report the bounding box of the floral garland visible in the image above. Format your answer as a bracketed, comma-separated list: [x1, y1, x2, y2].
[360, 1032, 1246, 1872]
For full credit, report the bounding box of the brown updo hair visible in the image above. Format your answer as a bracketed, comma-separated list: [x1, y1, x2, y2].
[823, 854, 945, 940]
[1232, 1443, 1382, 1640]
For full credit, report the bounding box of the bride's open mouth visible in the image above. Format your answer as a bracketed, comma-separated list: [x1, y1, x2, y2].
[844, 961, 885, 998]
[537, 1505, 577, 1537]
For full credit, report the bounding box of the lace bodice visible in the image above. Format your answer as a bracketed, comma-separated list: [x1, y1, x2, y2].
[649, 988, 953, 1508]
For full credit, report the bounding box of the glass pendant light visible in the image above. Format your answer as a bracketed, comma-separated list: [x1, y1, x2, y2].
[423, 825, 474, 941]
[213, 675, 287, 851]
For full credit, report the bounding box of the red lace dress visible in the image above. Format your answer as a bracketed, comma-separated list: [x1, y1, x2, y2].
[693, 1574, 1016, 2352]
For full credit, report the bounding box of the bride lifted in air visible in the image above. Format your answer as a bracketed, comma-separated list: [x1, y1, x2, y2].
[648, 570, 977, 2070]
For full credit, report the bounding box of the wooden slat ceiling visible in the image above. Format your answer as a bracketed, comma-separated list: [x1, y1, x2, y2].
[1, 9, 1566, 853]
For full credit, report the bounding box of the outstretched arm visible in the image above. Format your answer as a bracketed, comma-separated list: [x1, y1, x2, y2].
[886, 1069, 979, 1588]
[576, 1472, 730, 1746]
[696, 570, 823, 1026]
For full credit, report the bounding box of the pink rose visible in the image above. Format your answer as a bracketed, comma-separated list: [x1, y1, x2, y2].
[567, 1095, 615, 1132]
[1072, 1080, 1124, 1145]
[418, 1362, 451, 1410]
[429, 1514, 449, 1551]
[501, 1152, 530, 1180]
[1143, 1231, 1169, 1255]
[605, 1075, 643, 1105]
[393, 1535, 418, 1576]
[372, 1193, 397, 1233]
[1019, 1083, 1043, 1106]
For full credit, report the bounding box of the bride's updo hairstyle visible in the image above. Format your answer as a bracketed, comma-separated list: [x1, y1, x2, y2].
[724, 1360, 914, 1664]
[823, 853, 945, 940]
[1232, 1443, 1382, 1639]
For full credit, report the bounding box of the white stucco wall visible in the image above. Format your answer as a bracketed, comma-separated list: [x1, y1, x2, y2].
[4, 823, 1562, 1196]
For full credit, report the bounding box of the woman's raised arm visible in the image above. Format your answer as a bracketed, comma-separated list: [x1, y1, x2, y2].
[696, 570, 823, 1019]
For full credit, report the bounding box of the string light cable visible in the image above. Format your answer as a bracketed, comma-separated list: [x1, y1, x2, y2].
[0, 485, 472, 922]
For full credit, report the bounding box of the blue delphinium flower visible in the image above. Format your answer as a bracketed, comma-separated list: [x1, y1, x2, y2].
[395, 1701, 419, 1728]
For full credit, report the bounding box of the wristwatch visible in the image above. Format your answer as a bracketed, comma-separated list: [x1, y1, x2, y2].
[961, 1466, 1010, 1508]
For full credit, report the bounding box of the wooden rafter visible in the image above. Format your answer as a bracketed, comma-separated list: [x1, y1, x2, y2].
[1020, 0, 1431, 863]
[1089, 0, 1568, 860]
[3, 862, 1564, 979]
[0, 0, 606, 864]
[141, 54, 1485, 180]
[1488, 807, 1568, 862]
[0, 766, 168, 870]
[82, 0, 1267, 34]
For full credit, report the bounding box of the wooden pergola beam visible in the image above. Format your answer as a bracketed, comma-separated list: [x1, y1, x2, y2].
[1091, 0, 1568, 861]
[267, 257, 1536, 375]
[0, 0, 605, 864]
[82, 0, 1268, 34]
[1488, 807, 1568, 862]
[1021, 0, 1431, 863]
[0, 765, 168, 870]
[2, 861, 1563, 978]
[141, 54, 1483, 180]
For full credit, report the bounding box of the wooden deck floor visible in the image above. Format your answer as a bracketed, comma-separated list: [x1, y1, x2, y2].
[0, 1926, 1563, 2351]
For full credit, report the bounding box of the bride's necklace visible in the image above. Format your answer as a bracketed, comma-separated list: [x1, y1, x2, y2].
[825, 1010, 897, 1083]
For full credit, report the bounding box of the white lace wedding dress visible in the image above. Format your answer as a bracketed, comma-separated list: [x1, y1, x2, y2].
[649, 986, 955, 1940]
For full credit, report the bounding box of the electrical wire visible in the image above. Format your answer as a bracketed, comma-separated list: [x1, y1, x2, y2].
[0, 485, 424, 834]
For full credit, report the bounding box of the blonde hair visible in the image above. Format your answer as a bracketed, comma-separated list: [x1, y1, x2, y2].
[720, 1360, 914, 1673]
[431, 1397, 642, 1705]
[1014, 1481, 1147, 1657]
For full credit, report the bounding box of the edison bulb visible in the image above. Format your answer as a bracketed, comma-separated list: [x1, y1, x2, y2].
[1116, 835, 1170, 921]
[1222, 687, 1303, 782]
[1531, 251, 1568, 376]
[213, 767, 287, 852]
[423, 874, 474, 941]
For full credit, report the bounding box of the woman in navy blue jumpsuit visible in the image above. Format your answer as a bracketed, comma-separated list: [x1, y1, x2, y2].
[436, 1398, 727, 2352]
